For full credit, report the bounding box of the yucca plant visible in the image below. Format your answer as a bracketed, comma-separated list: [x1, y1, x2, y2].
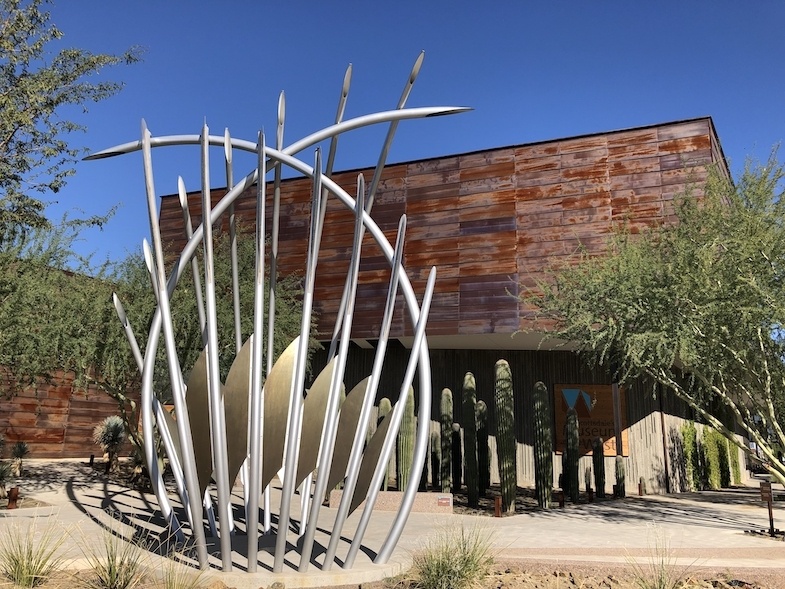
[0, 461, 12, 500]
[11, 441, 29, 477]
[93, 416, 126, 473]
[0, 517, 66, 587]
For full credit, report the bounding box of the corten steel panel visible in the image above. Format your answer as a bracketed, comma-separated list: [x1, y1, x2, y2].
[157, 118, 729, 342]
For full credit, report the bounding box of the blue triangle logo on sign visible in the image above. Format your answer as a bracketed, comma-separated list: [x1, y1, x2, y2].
[562, 388, 580, 410]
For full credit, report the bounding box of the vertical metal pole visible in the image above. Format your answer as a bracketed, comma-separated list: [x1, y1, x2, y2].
[225, 128, 242, 355]
[345, 267, 436, 568]
[177, 178, 206, 331]
[111, 293, 184, 542]
[322, 215, 406, 570]
[263, 92, 286, 534]
[139, 120, 208, 568]
[246, 132, 266, 572]
[298, 176, 366, 571]
[327, 53, 422, 360]
[200, 124, 234, 571]
[273, 150, 323, 573]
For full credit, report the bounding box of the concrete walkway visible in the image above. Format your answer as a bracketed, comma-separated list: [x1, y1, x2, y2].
[2, 460, 784, 588]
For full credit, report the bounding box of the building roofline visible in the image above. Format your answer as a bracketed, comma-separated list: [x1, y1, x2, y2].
[161, 115, 727, 199]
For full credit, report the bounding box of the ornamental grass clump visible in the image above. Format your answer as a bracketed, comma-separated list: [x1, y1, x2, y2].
[626, 524, 696, 589]
[410, 524, 494, 589]
[0, 516, 67, 588]
[77, 520, 147, 589]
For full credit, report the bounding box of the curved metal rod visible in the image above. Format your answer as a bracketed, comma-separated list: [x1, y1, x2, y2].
[298, 174, 366, 571]
[344, 266, 436, 568]
[273, 148, 324, 572]
[322, 213, 406, 570]
[138, 120, 209, 568]
[85, 107, 470, 161]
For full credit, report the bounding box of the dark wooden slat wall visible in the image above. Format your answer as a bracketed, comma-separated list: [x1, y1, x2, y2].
[159, 118, 723, 342]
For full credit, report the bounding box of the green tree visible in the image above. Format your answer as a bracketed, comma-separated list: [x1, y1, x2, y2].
[0, 218, 308, 455]
[527, 155, 785, 485]
[0, 0, 140, 246]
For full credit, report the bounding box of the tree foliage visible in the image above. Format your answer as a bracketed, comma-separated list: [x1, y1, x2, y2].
[0, 218, 308, 454]
[528, 154, 785, 485]
[0, 0, 140, 246]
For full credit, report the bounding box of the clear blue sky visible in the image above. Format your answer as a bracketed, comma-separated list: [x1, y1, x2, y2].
[45, 1, 785, 263]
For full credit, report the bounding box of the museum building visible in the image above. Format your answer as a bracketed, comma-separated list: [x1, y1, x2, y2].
[155, 116, 733, 495]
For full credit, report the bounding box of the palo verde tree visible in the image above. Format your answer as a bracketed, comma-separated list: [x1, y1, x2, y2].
[0, 0, 140, 246]
[528, 154, 785, 485]
[0, 218, 308, 455]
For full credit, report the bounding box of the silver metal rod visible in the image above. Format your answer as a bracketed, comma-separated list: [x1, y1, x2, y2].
[225, 128, 242, 355]
[273, 149, 324, 573]
[246, 131, 267, 572]
[177, 177, 206, 331]
[111, 293, 183, 541]
[264, 92, 285, 534]
[344, 266, 436, 568]
[138, 120, 208, 567]
[200, 124, 234, 571]
[367, 51, 424, 207]
[298, 175, 366, 571]
[326, 56, 420, 360]
[86, 107, 471, 161]
[322, 214, 406, 570]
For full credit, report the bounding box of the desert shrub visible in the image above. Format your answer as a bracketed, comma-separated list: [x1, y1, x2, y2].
[0, 461, 12, 499]
[93, 416, 126, 473]
[410, 524, 493, 589]
[0, 516, 66, 587]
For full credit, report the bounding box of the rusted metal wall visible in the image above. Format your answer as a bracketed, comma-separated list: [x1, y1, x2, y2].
[159, 117, 727, 341]
[0, 370, 137, 459]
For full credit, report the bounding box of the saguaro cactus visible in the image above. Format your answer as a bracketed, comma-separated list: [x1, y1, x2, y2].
[430, 430, 440, 490]
[565, 408, 579, 503]
[462, 372, 479, 507]
[532, 381, 553, 509]
[615, 455, 626, 498]
[476, 400, 490, 495]
[396, 387, 415, 492]
[377, 397, 392, 491]
[440, 388, 453, 493]
[592, 437, 606, 498]
[451, 423, 462, 491]
[494, 359, 516, 514]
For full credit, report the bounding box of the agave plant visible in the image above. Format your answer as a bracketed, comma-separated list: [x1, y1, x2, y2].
[93, 416, 126, 473]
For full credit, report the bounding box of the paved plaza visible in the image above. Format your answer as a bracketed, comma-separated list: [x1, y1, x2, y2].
[2, 460, 784, 588]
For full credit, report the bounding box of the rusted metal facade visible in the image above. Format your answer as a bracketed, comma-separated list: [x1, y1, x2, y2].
[156, 117, 731, 494]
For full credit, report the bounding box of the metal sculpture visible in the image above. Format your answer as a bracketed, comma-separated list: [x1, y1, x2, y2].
[89, 54, 468, 574]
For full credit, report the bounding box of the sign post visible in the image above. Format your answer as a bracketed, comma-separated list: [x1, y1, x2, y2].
[760, 481, 775, 537]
